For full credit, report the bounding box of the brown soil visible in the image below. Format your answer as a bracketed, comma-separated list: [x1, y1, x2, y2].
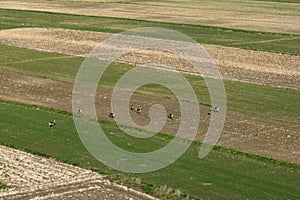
[0, 145, 158, 200]
[0, 28, 299, 90]
[0, 0, 299, 34]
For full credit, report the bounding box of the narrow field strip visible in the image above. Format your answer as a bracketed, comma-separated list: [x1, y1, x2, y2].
[231, 36, 300, 45]
[2, 55, 75, 66]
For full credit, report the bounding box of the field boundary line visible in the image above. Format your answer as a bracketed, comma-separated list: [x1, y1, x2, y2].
[231, 36, 300, 45]
[2, 55, 75, 66]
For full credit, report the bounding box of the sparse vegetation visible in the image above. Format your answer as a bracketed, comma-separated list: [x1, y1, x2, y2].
[0, 183, 8, 190]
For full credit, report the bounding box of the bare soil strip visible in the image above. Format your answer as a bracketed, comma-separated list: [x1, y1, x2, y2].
[0, 145, 158, 200]
[0, 28, 299, 90]
[0, 0, 299, 34]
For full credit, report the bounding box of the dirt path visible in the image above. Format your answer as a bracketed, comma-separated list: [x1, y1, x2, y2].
[0, 0, 299, 34]
[0, 28, 299, 90]
[0, 145, 158, 200]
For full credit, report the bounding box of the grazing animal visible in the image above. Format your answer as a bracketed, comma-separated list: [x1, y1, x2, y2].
[48, 120, 56, 128]
[136, 108, 142, 114]
[130, 105, 135, 111]
[77, 109, 82, 115]
[207, 110, 211, 115]
[212, 106, 219, 112]
[207, 106, 219, 115]
[168, 113, 174, 119]
[109, 112, 115, 118]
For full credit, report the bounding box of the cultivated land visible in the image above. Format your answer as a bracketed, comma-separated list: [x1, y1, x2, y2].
[0, 0, 299, 199]
[0, 28, 299, 90]
[0, 0, 299, 34]
[0, 145, 159, 200]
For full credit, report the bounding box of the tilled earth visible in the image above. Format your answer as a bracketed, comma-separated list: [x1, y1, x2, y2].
[0, 146, 158, 200]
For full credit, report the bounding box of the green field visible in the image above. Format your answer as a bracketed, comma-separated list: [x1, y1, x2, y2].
[55, 0, 300, 10]
[0, 9, 299, 55]
[238, 0, 300, 3]
[0, 100, 299, 199]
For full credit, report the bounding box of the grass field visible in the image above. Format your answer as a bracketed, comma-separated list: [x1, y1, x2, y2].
[0, 100, 299, 199]
[0, 9, 299, 55]
[116, 0, 300, 11]
[54, 0, 299, 5]
[59, 0, 300, 3]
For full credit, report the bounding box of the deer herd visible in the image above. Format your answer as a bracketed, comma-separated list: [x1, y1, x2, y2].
[49, 106, 219, 127]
